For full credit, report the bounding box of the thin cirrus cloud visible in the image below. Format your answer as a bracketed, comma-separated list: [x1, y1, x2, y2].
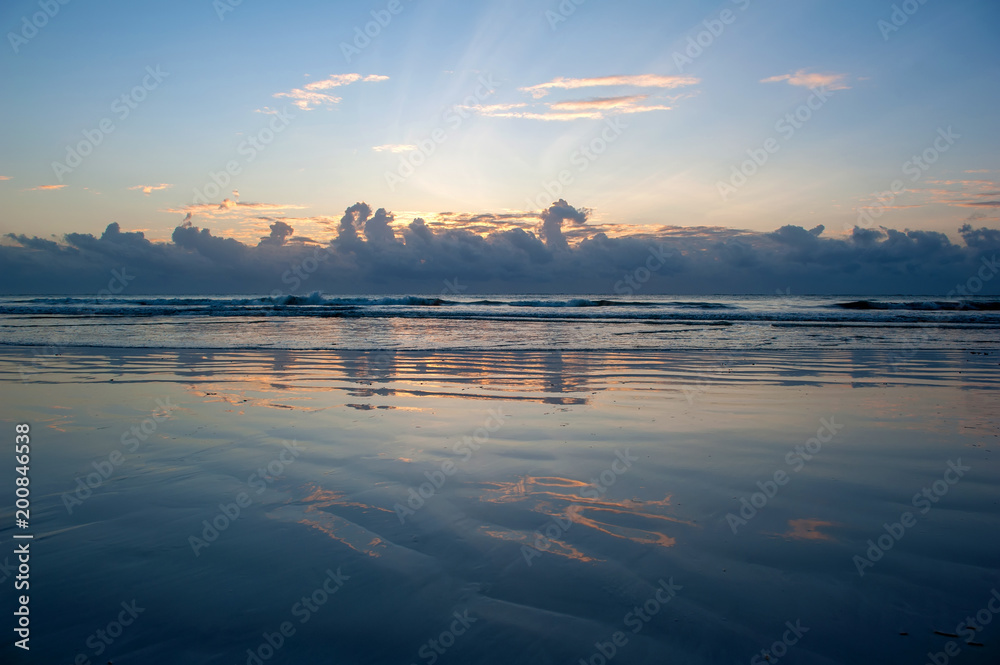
[856, 179, 1000, 220]
[473, 75, 701, 121]
[128, 183, 173, 195]
[163, 199, 308, 221]
[520, 74, 700, 99]
[373, 144, 418, 153]
[473, 94, 686, 122]
[0, 176, 11, 181]
[549, 95, 652, 112]
[26, 184, 66, 191]
[550, 94, 674, 115]
[272, 73, 389, 110]
[761, 69, 851, 90]
[472, 104, 603, 122]
[923, 179, 1000, 208]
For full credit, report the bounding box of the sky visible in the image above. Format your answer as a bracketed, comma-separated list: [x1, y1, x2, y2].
[1, 0, 999, 294]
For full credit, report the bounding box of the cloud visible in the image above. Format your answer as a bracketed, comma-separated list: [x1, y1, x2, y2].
[303, 73, 388, 90]
[0, 176, 11, 181]
[128, 183, 173, 195]
[852, 179, 1000, 223]
[539, 199, 588, 251]
[472, 93, 686, 121]
[272, 73, 389, 110]
[484, 76, 700, 121]
[27, 184, 66, 191]
[364, 207, 398, 245]
[919, 178, 1000, 209]
[258, 221, 295, 247]
[476, 109, 604, 121]
[521, 74, 700, 99]
[171, 222, 247, 265]
[336, 202, 372, 244]
[159, 199, 312, 243]
[761, 69, 851, 90]
[373, 144, 418, 153]
[163, 200, 308, 220]
[549, 95, 650, 111]
[3, 201, 998, 296]
[273, 90, 343, 111]
[957, 200, 1000, 207]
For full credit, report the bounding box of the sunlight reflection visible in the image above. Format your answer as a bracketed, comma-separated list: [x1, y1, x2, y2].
[480, 475, 695, 554]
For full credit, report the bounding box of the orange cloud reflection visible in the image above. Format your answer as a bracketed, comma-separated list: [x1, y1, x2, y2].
[266, 483, 395, 558]
[778, 518, 839, 542]
[479, 475, 694, 556]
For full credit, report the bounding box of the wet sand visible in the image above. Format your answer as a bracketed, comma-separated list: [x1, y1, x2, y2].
[1, 348, 998, 664]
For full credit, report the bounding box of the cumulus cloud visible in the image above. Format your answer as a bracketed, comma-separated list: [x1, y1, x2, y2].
[761, 69, 851, 90]
[258, 221, 295, 247]
[336, 202, 372, 244]
[2, 201, 998, 295]
[129, 183, 173, 195]
[364, 208, 398, 245]
[272, 73, 389, 110]
[539, 199, 588, 251]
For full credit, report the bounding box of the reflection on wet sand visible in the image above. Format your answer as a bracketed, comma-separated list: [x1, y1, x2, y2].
[776, 518, 840, 542]
[1, 346, 998, 665]
[479, 476, 696, 559]
[268, 483, 395, 559]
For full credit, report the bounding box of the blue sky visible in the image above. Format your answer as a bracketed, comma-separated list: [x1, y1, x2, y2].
[1, 0, 998, 245]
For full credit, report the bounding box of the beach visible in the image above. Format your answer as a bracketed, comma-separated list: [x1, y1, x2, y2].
[4, 0, 998, 659]
[2, 345, 998, 664]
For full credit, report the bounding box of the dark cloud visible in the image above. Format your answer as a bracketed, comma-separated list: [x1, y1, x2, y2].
[769, 224, 823, 247]
[364, 208, 397, 245]
[851, 226, 885, 246]
[336, 203, 372, 245]
[5, 233, 67, 253]
[258, 221, 295, 247]
[539, 199, 588, 251]
[2, 202, 998, 295]
[960, 223, 1000, 249]
[172, 222, 247, 265]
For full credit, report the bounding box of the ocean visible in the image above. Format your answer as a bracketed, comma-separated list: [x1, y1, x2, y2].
[2, 293, 999, 351]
